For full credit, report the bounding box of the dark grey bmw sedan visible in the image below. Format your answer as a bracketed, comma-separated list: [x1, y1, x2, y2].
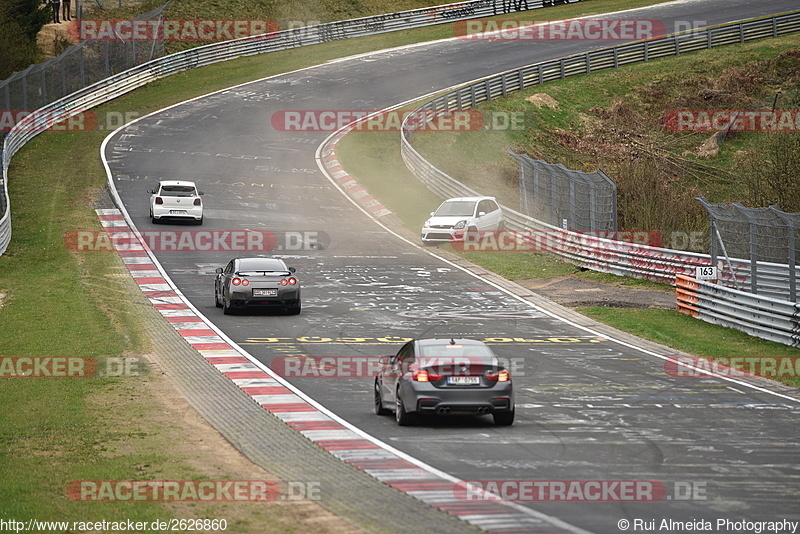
[374, 338, 514, 426]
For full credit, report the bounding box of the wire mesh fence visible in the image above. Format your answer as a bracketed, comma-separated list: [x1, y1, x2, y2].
[510, 150, 617, 232]
[1, 1, 169, 119]
[699, 196, 799, 301]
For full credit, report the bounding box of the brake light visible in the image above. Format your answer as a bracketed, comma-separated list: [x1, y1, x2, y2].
[486, 370, 510, 382]
[232, 278, 241, 286]
[280, 277, 298, 286]
[155, 197, 163, 205]
[288, 277, 297, 285]
[413, 369, 442, 382]
[193, 198, 201, 206]
[241, 279, 249, 286]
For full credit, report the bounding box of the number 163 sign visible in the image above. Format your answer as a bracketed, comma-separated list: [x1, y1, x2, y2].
[695, 266, 718, 280]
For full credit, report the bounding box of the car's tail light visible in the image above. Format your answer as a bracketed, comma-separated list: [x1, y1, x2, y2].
[193, 198, 201, 206]
[413, 369, 442, 382]
[155, 197, 163, 205]
[241, 279, 249, 286]
[486, 369, 510, 382]
[232, 278, 241, 286]
[280, 277, 297, 286]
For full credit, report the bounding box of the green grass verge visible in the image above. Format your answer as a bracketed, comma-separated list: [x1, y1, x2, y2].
[0, 126, 307, 531]
[577, 307, 800, 389]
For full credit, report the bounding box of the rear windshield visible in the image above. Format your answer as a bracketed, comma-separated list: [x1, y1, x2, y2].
[418, 343, 495, 364]
[434, 201, 475, 217]
[237, 258, 286, 273]
[161, 185, 197, 197]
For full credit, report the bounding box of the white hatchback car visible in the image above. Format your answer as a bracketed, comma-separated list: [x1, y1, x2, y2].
[421, 196, 504, 244]
[148, 180, 204, 225]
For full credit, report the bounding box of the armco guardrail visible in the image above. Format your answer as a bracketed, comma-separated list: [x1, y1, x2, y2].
[401, 12, 800, 303]
[677, 274, 800, 348]
[0, 0, 585, 257]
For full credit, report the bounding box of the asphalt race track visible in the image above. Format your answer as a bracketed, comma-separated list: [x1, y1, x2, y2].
[105, 0, 800, 531]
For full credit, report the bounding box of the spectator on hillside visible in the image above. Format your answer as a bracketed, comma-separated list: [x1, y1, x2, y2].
[62, 0, 71, 21]
[50, 0, 61, 23]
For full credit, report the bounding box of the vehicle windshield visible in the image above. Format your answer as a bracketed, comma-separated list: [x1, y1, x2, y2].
[237, 258, 287, 273]
[434, 201, 476, 217]
[160, 185, 197, 197]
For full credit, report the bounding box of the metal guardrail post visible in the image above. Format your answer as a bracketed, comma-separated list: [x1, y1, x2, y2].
[771, 205, 797, 302]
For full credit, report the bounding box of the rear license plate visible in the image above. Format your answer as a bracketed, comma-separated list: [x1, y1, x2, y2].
[253, 289, 277, 297]
[447, 376, 480, 385]
[169, 210, 187, 215]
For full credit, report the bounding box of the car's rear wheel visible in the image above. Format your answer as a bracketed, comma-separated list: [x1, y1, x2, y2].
[374, 380, 390, 416]
[493, 408, 515, 426]
[395, 390, 415, 426]
[222, 297, 235, 315]
[196, 215, 204, 226]
[215, 289, 222, 308]
[286, 302, 301, 315]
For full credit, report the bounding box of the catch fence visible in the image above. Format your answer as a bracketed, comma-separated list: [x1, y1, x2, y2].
[511, 150, 617, 232]
[700, 197, 799, 302]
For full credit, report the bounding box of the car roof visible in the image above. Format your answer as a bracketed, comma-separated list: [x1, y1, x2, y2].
[440, 196, 496, 203]
[158, 180, 197, 187]
[416, 338, 489, 347]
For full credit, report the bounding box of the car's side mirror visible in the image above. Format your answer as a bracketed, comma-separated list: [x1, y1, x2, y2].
[378, 356, 391, 365]
[288, 267, 296, 273]
[430, 212, 435, 217]
[478, 211, 486, 217]
[199, 191, 205, 196]
[147, 189, 156, 194]
[214, 267, 223, 274]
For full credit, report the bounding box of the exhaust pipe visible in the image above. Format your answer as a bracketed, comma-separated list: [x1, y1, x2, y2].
[437, 406, 451, 415]
[477, 407, 490, 415]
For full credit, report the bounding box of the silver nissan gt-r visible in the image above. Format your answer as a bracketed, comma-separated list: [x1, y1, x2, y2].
[214, 257, 301, 315]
